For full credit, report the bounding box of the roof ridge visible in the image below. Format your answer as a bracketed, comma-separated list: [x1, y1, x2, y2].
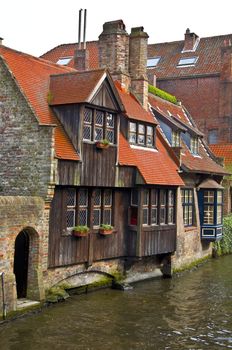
[0, 44, 75, 72]
[40, 40, 99, 57]
[50, 67, 106, 78]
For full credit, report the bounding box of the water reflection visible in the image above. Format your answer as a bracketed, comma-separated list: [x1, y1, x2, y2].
[1, 256, 232, 349]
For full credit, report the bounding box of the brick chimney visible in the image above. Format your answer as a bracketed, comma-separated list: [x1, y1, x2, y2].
[98, 20, 131, 90]
[183, 28, 199, 52]
[129, 27, 149, 110]
[74, 48, 89, 71]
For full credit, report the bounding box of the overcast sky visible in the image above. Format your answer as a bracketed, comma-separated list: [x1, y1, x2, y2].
[1, 0, 232, 57]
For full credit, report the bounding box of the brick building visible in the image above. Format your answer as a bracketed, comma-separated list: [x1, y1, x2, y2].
[0, 20, 227, 317]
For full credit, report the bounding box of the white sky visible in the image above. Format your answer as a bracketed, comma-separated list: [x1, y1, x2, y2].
[1, 0, 232, 57]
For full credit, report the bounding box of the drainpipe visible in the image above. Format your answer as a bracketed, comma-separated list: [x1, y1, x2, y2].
[0, 272, 6, 320]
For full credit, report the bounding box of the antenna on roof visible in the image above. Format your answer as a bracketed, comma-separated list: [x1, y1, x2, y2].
[78, 9, 82, 49]
[83, 9, 87, 50]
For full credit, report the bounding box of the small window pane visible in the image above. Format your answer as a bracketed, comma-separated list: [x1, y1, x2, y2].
[67, 210, 75, 228]
[129, 122, 136, 132]
[160, 190, 167, 206]
[93, 209, 101, 227]
[204, 205, 214, 224]
[83, 125, 92, 141]
[103, 209, 112, 225]
[96, 111, 104, 126]
[147, 135, 153, 146]
[94, 190, 101, 206]
[204, 191, 214, 204]
[143, 189, 149, 206]
[106, 113, 114, 128]
[131, 189, 138, 206]
[151, 208, 157, 225]
[79, 209, 88, 225]
[178, 57, 198, 66]
[129, 133, 136, 144]
[79, 189, 88, 206]
[95, 127, 103, 141]
[104, 190, 112, 206]
[67, 189, 76, 206]
[217, 191, 222, 204]
[143, 208, 149, 225]
[217, 206, 222, 225]
[138, 134, 145, 145]
[139, 124, 145, 134]
[106, 129, 114, 143]
[160, 208, 166, 224]
[151, 190, 157, 205]
[57, 57, 72, 65]
[168, 190, 174, 206]
[147, 57, 160, 67]
[147, 126, 153, 136]
[84, 108, 93, 124]
[168, 207, 174, 224]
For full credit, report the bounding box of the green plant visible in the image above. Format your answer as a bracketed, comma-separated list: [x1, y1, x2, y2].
[213, 214, 232, 256]
[148, 84, 178, 105]
[99, 139, 110, 145]
[73, 225, 89, 233]
[100, 224, 113, 230]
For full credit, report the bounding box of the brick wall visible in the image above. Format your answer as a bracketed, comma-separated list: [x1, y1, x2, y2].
[0, 57, 54, 198]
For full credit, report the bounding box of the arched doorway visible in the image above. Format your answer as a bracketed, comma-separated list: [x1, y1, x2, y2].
[14, 230, 29, 298]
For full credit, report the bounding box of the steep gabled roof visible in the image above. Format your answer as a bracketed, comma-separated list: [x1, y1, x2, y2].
[148, 92, 227, 176]
[116, 83, 157, 124]
[147, 34, 232, 79]
[0, 45, 79, 160]
[41, 41, 99, 69]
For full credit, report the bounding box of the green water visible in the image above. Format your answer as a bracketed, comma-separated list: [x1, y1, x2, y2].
[1, 256, 232, 349]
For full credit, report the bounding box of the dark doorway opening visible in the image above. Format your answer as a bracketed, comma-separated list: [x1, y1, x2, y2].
[14, 230, 29, 298]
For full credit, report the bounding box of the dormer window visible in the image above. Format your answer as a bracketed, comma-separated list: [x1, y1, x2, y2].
[177, 57, 198, 67]
[129, 121, 154, 147]
[147, 57, 161, 68]
[171, 130, 180, 147]
[190, 137, 198, 154]
[83, 107, 116, 144]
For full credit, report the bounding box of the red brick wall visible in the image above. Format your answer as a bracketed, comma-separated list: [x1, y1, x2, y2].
[157, 76, 232, 142]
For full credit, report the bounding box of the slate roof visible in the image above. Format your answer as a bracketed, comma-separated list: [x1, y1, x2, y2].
[0, 45, 79, 160]
[210, 143, 232, 166]
[148, 93, 227, 176]
[147, 33, 232, 79]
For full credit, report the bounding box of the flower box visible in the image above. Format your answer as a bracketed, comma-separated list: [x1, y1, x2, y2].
[72, 226, 89, 237]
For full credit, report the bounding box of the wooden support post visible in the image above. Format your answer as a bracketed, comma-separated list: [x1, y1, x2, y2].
[136, 187, 143, 258]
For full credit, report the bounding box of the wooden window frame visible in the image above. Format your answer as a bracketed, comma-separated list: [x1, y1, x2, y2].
[83, 107, 116, 144]
[128, 121, 155, 148]
[181, 188, 194, 226]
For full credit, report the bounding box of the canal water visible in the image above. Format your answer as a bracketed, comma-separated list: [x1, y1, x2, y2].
[1, 255, 232, 350]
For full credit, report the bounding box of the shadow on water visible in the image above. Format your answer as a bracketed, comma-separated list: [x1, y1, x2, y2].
[1, 256, 232, 349]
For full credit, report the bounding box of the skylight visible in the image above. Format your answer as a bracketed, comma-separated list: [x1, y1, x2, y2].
[177, 57, 198, 67]
[147, 57, 161, 68]
[56, 57, 72, 65]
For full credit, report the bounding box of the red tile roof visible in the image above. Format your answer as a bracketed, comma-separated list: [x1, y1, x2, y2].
[41, 41, 99, 69]
[0, 45, 79, 160]
[148, 92, 227, 176]
[49, 69, 106, 105]
[116, 83, 157, 124]
[210, 143, 232, 166]
[119, 131, 183, 186]
[147, 34, 232, 79]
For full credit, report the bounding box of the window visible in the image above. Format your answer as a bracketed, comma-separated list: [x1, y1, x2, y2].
[130, 188, 175, 226]
[83, 107, 116, 144]
[190, 137, 198, 155]
[177, 57, 198, 66]
[171, 130, 180, 147]
[147, 57, 161, 68]
[217, 191, 223, 225]
[66, 188, 113, 229]
[56, 57, 72, 65]
[181, 189, 194, 226]
[208, 129, 218, 144]
[202, 190, 223, 225]
[128, 121, 154, 148]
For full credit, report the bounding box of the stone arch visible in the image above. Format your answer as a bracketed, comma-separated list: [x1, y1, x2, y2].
[14, 227, 44, 300]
